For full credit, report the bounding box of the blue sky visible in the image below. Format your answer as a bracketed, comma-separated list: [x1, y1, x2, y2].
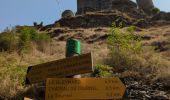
[0, 0, 170, 32]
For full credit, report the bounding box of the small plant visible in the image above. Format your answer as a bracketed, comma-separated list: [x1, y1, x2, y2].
[0, 32, 18, 52]
[136, 19, 146, 24]
[151, 7, 160, 15]
[55, 22, 61, 27]
[126, 26, 137, 33]
[92, 64, 112, 77]
[33, 22, 38, 27]
[35, 33, 51, 52]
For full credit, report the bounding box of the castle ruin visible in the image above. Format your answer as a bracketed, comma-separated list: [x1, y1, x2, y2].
[77, 0, 154, 14]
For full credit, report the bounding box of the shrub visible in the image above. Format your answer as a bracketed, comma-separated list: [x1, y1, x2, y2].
[18, 27, 36, 54]
[33, 22, 38, 27]
[152, 7, 160, 15]
[18, 27, 51, 53]
[35, 33, 51, 52]
[107, 22, 170, 76]
[92, 64, 113, 77]
[0, 32, 18, 52]
[108, 23, 142, 54]
[33, 22, 43, 28]
[126, 26, 137, 33]
[107, 22, 142, 71]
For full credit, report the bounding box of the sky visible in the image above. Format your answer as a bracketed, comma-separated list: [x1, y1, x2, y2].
[0, 0, 170, 32]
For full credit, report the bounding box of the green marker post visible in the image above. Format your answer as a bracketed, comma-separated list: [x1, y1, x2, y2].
[66, 38, 81, 57]
[66, 38, 81, 78]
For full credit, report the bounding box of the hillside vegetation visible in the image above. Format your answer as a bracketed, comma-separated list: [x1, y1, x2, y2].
[0, 22, 170, 99]
[0, 23, 170, 99]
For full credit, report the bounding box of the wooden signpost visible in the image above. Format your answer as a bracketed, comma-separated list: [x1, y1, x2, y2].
[25, 39, 126, 100]
[26, 53, 93, 84]
[45, 78, 126, 100]
[24, 97, 33, 100]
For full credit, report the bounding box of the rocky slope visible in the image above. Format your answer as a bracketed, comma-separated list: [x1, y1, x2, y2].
[8, 23, 170, 100]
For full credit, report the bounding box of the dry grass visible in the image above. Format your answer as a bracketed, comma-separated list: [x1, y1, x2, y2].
[0, 39, 73, 98]
[0, 52, 26, 98]
[106, 45, 170, 77]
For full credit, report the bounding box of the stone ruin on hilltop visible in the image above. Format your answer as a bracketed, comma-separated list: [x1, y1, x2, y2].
[41, 0, 170, 30]
[61, 0, 155, 18]
[76, 0, 154, 14]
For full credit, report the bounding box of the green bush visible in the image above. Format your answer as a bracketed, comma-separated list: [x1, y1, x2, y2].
[35, 33, 51, 52]
[18, 27, 51, 53]
[126, 26, 137, 33]
[107, 22, 142, 71]
[92, 64, 112, 77]
[18, 27, 36, 53]
[107, 22, 170, 77]
[0, 32, 18, 52]
[108, 23, 142, 54]
[152, 8, 160, 15]
[0, 26, 51, 54]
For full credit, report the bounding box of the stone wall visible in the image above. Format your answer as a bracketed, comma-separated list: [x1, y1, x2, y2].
[77, 0, 114, 14]
[99, 0, 113, 10]
[77, 0, 97, 14]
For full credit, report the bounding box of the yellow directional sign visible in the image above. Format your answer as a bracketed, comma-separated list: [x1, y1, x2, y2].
[45, 78, 126, 100]
[26, 53, 93, 84]
[24, 97, 33, 100]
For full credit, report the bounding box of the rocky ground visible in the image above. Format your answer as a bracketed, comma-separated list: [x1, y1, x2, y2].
[119, 71, 170, 100]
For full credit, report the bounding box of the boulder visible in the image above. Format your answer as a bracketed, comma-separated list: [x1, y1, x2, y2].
[62, 10, 74, 18]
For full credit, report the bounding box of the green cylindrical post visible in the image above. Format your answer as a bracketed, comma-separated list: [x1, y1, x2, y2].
[66, 38, 81, 57]
[66, 38, 81, 78]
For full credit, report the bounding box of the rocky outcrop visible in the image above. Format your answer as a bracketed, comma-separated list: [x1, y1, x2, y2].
[77, 0, 154, 15]
[120, 71, 170, 100]
[77, 0, 138, 14]
[55, 12, 134, 28]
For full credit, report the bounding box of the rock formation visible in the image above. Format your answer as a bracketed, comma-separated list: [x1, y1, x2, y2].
[77, 0, 154, 14]
[62, 10, 74, 18]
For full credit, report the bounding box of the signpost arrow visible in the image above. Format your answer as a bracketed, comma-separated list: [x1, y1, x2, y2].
[26, 53, 93, 84]
[24, 97, 33, 100]
[45, 77, 126, 100]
